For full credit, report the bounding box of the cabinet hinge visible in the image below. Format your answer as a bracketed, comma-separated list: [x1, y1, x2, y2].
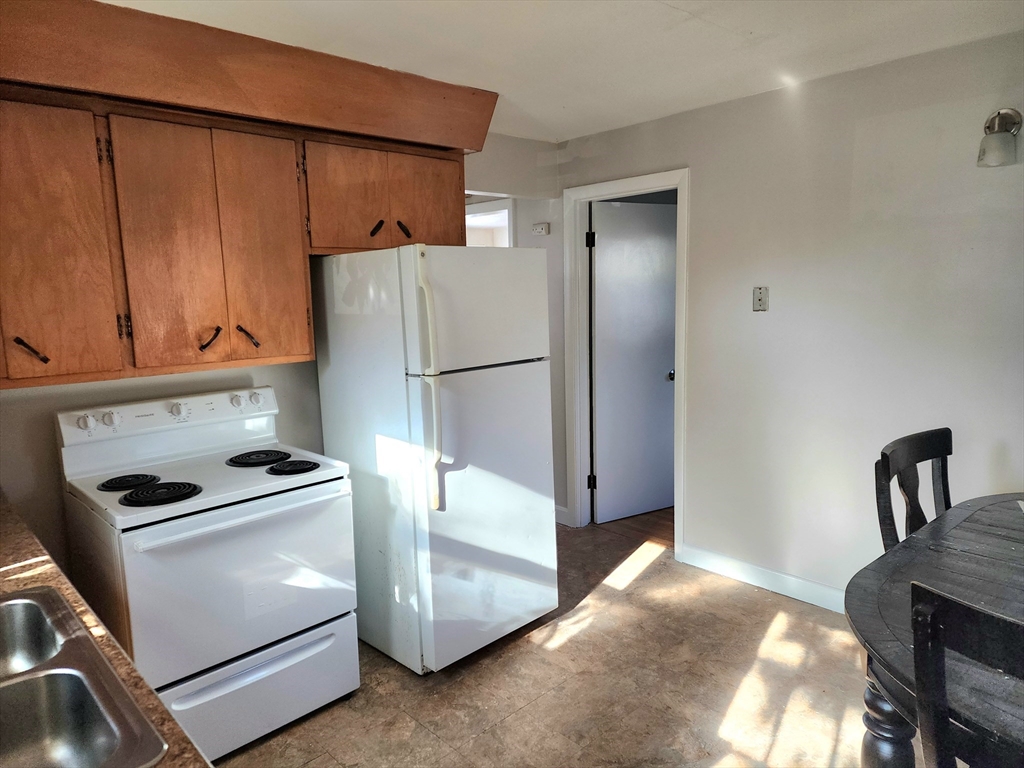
[105, 138, 114, 165]
[96, 137, 104, 165]
[305, 216, 311, 236]
[307, 307, 311, 327]
[124, 313, 133, 338]
[585, 231, 596, 249]
[587, 474, 597, 490]
[296, 162, 301, 181]
[301, 154, 307, 175]
[116, 314, 124, 339]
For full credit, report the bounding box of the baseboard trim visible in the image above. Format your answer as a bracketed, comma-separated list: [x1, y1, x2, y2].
[675, 544, 845, 614]
[555, 505, 574, 527]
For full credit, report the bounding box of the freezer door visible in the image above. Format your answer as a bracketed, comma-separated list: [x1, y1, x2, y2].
[400, 245, 550, 374]
[120, 481, 355, 688]
[409, 361, 558, 671]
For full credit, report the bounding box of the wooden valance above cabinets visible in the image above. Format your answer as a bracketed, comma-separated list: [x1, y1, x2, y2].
[0, 0, 490, 389]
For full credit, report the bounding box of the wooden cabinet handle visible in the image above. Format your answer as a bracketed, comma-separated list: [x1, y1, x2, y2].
[236, 325, 261, 348]
[13, 337, 50, 364]
[198, 326, 223, 352]
[397, 220, 412, 239]
[369, 219, 385, 237]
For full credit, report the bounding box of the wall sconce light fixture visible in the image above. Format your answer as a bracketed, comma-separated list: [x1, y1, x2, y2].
[977, 108, 1021, 167]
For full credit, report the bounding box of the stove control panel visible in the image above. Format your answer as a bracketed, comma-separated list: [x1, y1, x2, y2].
[57, 386, 279, 445]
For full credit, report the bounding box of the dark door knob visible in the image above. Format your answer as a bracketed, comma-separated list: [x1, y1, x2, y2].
[668, 369, 675, 381]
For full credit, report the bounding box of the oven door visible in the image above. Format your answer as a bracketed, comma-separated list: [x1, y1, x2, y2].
[120, 479, 355, 689]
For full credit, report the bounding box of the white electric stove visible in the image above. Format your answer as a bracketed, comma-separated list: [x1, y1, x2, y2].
[58, 386, 359, 761]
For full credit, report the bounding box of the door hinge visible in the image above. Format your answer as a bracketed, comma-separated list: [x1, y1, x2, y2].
[116, 314, 124, 339]
[96, 137, 104, 165]
[305, 216, 311, 236]
[124, 313, 133, 338]
[587, 474, 597, 490]
[585, 231, 596, 248]
[105, 138, 114, 165]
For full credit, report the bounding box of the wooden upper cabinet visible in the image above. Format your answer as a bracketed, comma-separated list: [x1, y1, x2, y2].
[0, 100, 122, 379]
[213, 130, 311, 360]
[109, 115, 230, 368]
[387, 153, 466, 247]
[305, 142, 391, 251]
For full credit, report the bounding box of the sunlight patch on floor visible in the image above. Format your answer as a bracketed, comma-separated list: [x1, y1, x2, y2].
[713, 610, 862, 767]
[601, 540, 666, 590]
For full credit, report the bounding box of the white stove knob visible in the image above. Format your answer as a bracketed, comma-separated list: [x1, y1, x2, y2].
[230, 394, 244, 408]
[249, 391, 264, 406]
[170, 402, 186, 417]
[77, 414, 96, 430]
[102, 411, 121, 427]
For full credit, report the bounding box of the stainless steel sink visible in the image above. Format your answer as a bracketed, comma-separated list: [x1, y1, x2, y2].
[0, 588, 167, 768]
[0, 597, 63, 676]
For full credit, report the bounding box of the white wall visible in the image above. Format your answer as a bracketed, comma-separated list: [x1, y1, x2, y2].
[466, 133, 560, 199]
[513, 198, 568, 513]
[557, 32, 1024, 592]
[0, 362, 323, 566]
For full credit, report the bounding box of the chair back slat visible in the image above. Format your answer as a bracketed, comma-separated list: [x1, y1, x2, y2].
[912, 582, 1024, 768]
[875, 428, 953, 551]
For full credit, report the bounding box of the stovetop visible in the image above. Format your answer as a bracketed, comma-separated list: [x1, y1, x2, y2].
[67, 443, 348, 529]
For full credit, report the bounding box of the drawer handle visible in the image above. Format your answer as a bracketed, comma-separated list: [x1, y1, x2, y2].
[169, 633, 336, 711]
[198, 326, 223, 352]
[131, 487, 348, 552]
[13, 337, 49, 364]
[236, 325, 261, 348]
[369, 219, 385, 237]
[396, 220, 412, 239]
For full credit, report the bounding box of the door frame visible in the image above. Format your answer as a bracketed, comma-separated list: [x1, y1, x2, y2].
[561, 170, 690, 546]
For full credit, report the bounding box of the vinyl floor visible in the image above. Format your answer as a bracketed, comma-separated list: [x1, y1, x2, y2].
[218, 510, 921, 767]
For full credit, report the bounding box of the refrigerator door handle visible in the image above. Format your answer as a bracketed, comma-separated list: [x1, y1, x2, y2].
[424, 375, 442, 510]
[416, 249, 440, 376]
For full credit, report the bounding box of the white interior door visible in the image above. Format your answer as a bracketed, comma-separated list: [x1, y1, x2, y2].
[592, 201, 676, 523]
[414, 361, 558, 671]
[401, 246, 550, 374]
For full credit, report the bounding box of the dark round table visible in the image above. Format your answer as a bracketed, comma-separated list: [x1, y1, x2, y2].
[845, 492, 1024, 767]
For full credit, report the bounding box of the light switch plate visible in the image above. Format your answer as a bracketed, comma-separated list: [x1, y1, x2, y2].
[753, 287, 769, 311]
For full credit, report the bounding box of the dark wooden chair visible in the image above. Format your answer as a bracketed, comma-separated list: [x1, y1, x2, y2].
[912, 582, 1024, 768]
[874, 428, 952, 551]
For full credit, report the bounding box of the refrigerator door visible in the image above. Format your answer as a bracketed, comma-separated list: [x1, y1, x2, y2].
[399, 246, 550, 375]
[408, 361, 558, 671]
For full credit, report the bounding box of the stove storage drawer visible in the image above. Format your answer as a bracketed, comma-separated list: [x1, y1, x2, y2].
[120, 479, 355, 689]
[158, 612, 359, 761]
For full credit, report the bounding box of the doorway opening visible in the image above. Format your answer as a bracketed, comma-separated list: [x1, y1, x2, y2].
[589, 191, 677, 535]
[562, 170, 689, 554]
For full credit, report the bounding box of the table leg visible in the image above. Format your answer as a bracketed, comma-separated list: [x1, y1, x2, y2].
[861, 675, 916, 768]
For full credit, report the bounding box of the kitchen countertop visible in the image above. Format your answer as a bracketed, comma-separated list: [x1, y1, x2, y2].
[0, 497, 210, 768]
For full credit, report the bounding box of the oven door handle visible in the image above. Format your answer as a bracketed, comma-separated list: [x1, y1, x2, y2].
[132, 489, 349, 553]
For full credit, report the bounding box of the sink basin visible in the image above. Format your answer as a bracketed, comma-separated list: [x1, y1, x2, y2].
[0, 588, 166, 768]
[0, 598, 63, 676]
[0, 672, 118, 768]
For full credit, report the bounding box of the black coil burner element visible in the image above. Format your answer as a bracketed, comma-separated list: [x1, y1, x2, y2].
[97, 474, 160, 492]
[119, 482, 202, 507]
[226, 450, 292, 468]
[267, 460, 321, 476]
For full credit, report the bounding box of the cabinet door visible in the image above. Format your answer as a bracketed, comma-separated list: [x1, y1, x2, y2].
[305, 141, 391, 250]
[387, 153, 465, 247]
[109, 116, 230, 367]
[213, 130, 311, 359]
[0, 101, 121, 379]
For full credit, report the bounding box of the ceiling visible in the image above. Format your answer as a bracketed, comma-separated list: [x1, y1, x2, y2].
[102, 0, 1024, 143]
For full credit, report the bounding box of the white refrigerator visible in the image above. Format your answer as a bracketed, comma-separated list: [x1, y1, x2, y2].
[313, 244, 558, 674]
